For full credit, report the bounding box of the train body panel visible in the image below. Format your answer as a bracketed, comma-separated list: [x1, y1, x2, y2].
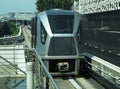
[35, 9, 81, 57]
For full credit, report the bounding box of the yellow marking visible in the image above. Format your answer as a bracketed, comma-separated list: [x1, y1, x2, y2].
[49, 79, 55, 89]
[66, 80, 76, 89]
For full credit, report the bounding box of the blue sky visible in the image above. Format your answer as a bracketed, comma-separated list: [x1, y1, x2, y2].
[0, 0, 36, 13]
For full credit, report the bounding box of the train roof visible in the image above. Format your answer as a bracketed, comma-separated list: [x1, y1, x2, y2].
[42, 9, 76, 15]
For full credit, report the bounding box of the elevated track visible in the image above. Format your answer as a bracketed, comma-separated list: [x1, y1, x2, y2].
[0, 25, 119, 89]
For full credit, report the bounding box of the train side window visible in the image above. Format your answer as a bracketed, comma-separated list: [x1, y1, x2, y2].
[31, 17, 37, 48]
[77, 24, 81, 43]
[40, 22, 47, 44]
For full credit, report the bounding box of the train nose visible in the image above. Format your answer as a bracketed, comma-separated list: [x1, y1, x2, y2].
[48, 37, 77, 56]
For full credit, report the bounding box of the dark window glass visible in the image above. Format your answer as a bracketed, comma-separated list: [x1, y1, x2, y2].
[48, 37, 76, 56]
[77, 24, 81, 43]
[48, 15, 74, 33]
[41, 22, 47, 44]
[32, 17, 37, 48]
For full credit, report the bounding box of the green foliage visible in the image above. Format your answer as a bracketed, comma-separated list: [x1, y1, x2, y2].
[36, 0, 74, 12]
[0, 21, 19, 37]
[9, 22, 19, 36]
[10, 27, 19, 36]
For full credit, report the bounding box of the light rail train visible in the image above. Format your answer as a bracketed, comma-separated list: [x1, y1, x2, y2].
[32, 9, 82, 75]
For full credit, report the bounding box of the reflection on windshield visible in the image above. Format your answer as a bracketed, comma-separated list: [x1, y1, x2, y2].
[48, 15, 74, 33]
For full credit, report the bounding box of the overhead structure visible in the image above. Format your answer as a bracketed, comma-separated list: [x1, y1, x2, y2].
[72, 0, 120, 14]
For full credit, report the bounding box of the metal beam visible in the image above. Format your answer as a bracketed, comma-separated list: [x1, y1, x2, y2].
[0, 56, 26, 74]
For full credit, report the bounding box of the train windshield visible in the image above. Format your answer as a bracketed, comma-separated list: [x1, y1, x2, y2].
[48, 15, 74, 33]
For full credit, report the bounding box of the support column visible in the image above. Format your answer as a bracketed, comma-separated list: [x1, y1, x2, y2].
[26, 62, 33, 89]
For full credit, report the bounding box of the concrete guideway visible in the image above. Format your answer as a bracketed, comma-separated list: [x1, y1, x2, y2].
[75, 77, 105, 89]
[22, 26, 31, 48]
[54, 77, 75, 89]
[68, 78, 82, 89]
[54, 76, 104, 89]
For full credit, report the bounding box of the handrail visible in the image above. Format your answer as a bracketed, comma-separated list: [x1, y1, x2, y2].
[0, 47, 59, 88]
[33, 49, 59, 89]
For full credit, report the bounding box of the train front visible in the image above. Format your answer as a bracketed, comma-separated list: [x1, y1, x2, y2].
[43, 10, 81, 75]
[47, 11, 79, 56]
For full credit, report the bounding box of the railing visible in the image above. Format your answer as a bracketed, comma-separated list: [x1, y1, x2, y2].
[0, 45, 26, 88]
[0, 55, 26, 74]
[26, 49, 59, 89]
[84, 52, 120, 88]
[0, 45, 59, 89]
[0, 45, 26, 76]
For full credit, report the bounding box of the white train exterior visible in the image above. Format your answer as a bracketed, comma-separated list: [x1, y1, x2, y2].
[32, 9, 82, 75]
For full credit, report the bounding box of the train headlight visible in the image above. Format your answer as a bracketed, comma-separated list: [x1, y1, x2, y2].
[57, 62, 69, 72]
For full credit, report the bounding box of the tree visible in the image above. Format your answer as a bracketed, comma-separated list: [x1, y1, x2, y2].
[36, 0, 74, 12]
[0, 21, 19, 37]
